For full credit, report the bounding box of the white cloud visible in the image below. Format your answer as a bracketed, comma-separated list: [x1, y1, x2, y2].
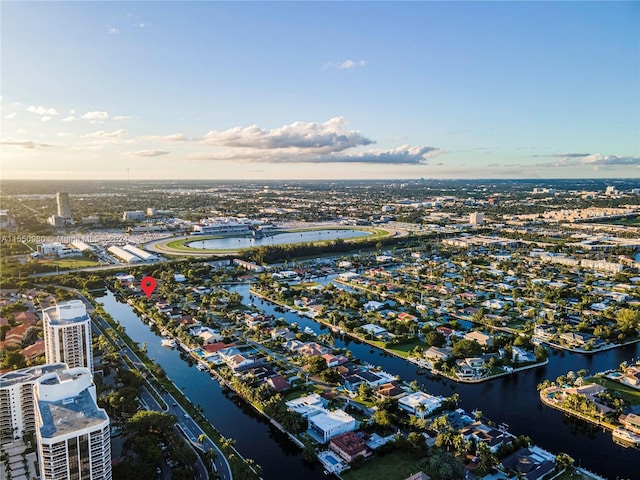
[539, 152, 640, 168]
[321, 145, 444, 164]
[194, 117, 445, 165]
[113, 115, 133, 120]
[128, 133, 188, 144]
[0, 138, 55, 149]
[201, 117, 373, 154]
[62, 116, 75, 122]
[125, 150, 170, 157]
[323, 59, 366, 70]
[26, 105, 59, 116]
[57, 132, 73, 137]
[108, 28, 120, 35]
[83, 129, 127, 138]
[190, 144, 444, 165]
[41, 116, 53, 122]
[81, 111, 109, 120]
[5, 112, 16, 119]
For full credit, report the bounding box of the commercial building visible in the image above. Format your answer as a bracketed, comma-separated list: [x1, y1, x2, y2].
[39, 243, 82, 258]
[121, 244, 158, 262]
[469, 212, 485, 225]
[57, 192, 71, 218]
[0, 363, 67, 444]
[35, 367, 111, 480]
[122, 211, 146, 222]
[43, 301, 93, 373]
[107, 245, 141, 263]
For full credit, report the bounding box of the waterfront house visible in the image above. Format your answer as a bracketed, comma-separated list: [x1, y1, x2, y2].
[622, 366, 640, 387]
[398, 391, 443, 418]
[619, 413, 640, 434]
[498, 447, 556, 480]
[308, 409, 358, 443]
[460, 421, 513, 453]
[266, 375, 290, 392]
[329, 431, 371, 462]
[376, 381, 407, 400]
[286, 394, 326, 417]
[456, 358, 485, 379]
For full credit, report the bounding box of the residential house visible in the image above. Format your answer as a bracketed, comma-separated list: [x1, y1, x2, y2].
[329, 431, 371, 462]
[460, 421, 513, 453]
[398, 391, 443, 418]
[499, 447, 556, 480]
[308, 409, 358, 443]
[266, 375, 291, 392]
[376, 381, 407, 400]
[464, 331, 493, 347]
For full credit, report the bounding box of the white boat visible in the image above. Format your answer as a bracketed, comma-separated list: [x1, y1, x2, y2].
[196, 362, 208, 371]
[612, 427, 640, 447]
[161, 338, 176, 348]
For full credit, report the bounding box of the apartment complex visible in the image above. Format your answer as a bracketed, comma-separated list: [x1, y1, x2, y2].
[35, 367, 111, 480]
[43, 300, 93, 373]
[56, 192, 71, 218]
[0, 363, 68, 444]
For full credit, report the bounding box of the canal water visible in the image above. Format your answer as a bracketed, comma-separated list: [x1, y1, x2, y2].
[97, 285, 640, 480]
[95, 291, 327, 480]
[187, 229, 370, 250]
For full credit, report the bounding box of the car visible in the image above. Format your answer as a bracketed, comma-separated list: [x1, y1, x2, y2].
[172, 402, 177, 407]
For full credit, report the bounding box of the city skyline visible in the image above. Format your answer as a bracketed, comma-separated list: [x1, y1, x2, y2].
[1, 1, 639, 180]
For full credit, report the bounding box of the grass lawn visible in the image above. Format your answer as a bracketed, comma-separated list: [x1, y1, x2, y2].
[387, 339, 428, 358]
[48, 257, 101, 269]
[588, 376, 640, 405]
[342, 450, 425, 480]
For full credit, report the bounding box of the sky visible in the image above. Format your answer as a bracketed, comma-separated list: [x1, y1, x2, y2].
[1, 1, 639, 181]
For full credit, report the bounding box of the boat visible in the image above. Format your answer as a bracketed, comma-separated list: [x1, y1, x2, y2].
[196, 362, 208, 371]
[161, 338, 176, 348]
[612, 427, 640, 447]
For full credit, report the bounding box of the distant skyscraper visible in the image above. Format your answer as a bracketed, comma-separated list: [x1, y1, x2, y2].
[57, 192, 71, 218]
[43, 300, 93, 373]
[469, 212, 485, 225]
[35, 367, 111, 480]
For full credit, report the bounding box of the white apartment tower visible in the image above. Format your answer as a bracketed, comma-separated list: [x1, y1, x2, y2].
[35, 367, 111, 480]
[43, 300, 93, 373]
[57, 192, 71, 218]
[0, 363, 68, 444]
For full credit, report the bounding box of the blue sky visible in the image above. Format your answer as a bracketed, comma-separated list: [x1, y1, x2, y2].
[1, 1, 639, 180]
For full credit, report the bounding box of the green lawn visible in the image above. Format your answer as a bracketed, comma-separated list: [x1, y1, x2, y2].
[588, 376, 640, 405]
[342, 450, 425, 480]
[48, 257, 101, 269]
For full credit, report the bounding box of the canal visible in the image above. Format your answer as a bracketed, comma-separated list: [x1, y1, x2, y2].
[97, 284, 640, 480]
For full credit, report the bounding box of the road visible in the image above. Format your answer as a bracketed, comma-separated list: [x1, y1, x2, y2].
[77, 292, 233, 480]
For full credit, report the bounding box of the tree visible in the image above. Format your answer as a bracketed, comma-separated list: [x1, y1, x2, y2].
[452, 339, 482, 358]
[305, 355, 328, 375]
[372, 409, 391, 428]
[616, 308, 640, 337]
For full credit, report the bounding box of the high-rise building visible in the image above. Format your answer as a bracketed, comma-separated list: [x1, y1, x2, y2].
[0, 363, 67, 444]
[35, 367, 111, 480]
[57, 192, 71, 218]
[43, 300, 93, 373]
[469, 212, 485, 225]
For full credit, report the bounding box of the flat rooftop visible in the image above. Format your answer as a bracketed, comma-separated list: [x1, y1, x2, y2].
[0, 363, 67, 389]
[38, 388, 108, 438]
